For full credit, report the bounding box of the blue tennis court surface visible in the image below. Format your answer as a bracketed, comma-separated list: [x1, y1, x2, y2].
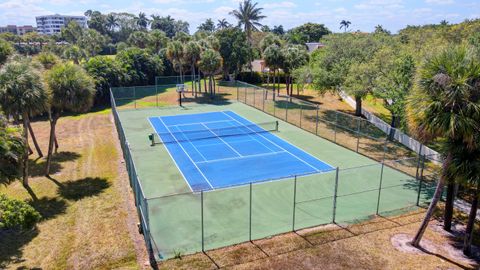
[149, 111, 334, 191]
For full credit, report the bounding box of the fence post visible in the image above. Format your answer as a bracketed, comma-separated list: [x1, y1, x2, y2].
[356, 118, 360, 152]
[415, 144, 424, 181]
[244, 87, 247, 104]
[249, 182, 252, 242]
[253, 87, 256, 107]
[133, 87, 137, 109]
[273, 96, 276, 116]
[416, 154, 426, 206]
[315, 105, 319, 135]
[376, 162, 385, 215]
[201, 191, 204, 252]
[236, 85, 239, 101]
[262, 88, 265, 111]
[334, 112, 338, 143]
[292, 176, 297, 231]
[155, 85, 159, 108]
[382, 139, 388, 162]
[299, 103, 303, 128]
[332, 167, 340, 223]
[285, 97, 289, 121]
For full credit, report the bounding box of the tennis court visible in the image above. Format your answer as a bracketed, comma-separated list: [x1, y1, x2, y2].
[111, 85, 438, 260]
[149, 111, 334, 191]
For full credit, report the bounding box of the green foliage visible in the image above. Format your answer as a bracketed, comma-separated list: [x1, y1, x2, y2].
[63, 45, 86, 64]
[236, 71, 263, 84]
[230, 0, 266, 41]
[147, 30, 169, 54]
[198, 49, 223, 76]
[407, 45, 480, 144]
[0, 60, 48, 119]
[0, 39, 13, 66]
[84, 56, 127, 104]
[46, 62, 96, 115]
[0, 195, 41, 230]
[215, 28, 251, 77]
[116, 47, 164, 86]
[128, 31, 148, 48]
[61, 21, 84, 44]
[263, 44, 284, 71]
[282, 45, 309, 74]
[0, 115, 25, 184]
[197, 18, 216, 33]
[286, 23, 331, 44]
[259, 33, 282, 52]
[35, 52, 59, 70]
[79, 29, 109, 57]
[150, 15, 189, 38]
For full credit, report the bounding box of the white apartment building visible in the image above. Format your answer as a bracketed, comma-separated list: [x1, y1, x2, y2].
[36, 14, 87, 35]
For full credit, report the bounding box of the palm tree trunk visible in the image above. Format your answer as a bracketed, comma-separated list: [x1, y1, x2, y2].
[192, 64, 196, 97]
[444, 182, 455, 231]
[54, 134, 59, 153]
[272, 70, 276, 101]
[355, 95, 362, 116]
[45, 114, 58, 176]
[27, 120, 43, 157]
[411, 153, 451, 247]
[463, 182, 479, 256]
[204, 73, 207, 93]
[22, 112, 29, 187]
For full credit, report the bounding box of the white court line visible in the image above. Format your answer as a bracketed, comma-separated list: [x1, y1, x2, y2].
[148, 118, 194, 192]
[158, 117, 214, 190]
[219, 119, 279, 153]
[222, 111, 324, 172]
[200, 123, 243, 157]
[168, 119, 233, 128]
[169, 125, 208, 162]
[196, 150, 286, 164]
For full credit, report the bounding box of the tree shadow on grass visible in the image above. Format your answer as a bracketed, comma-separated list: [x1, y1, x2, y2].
[28, 151, 81, 177]
[57, 177, 110, 201]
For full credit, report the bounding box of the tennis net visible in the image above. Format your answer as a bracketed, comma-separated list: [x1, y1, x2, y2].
[150, 121, 279, 145]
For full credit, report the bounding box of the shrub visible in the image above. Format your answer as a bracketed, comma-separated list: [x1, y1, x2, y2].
[236, 71, 263, 84]
[0, 195, 41, 230]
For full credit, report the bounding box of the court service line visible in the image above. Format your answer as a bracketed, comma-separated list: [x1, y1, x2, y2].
[222, 111, 323, 173]
[200, 123, 243, 157]
[195, 150, 287, 164]
[158, 117, 215, 190]
[168, 119, 234, 128]
[168, 125, 208, 162]
[219, 119, 279, 153]
[148, 118, 195, 192]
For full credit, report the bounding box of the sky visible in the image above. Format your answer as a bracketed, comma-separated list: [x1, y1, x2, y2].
[0, 0, 479, 33]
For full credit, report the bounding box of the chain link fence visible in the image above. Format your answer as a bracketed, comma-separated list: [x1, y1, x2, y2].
[110, 83, 443, 261]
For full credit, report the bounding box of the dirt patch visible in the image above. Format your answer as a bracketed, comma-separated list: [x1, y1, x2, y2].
[391, 233, 438, 254]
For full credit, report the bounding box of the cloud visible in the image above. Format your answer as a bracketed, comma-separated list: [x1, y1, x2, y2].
[425, 0, 455, 4]
[262, 2, 297, 9]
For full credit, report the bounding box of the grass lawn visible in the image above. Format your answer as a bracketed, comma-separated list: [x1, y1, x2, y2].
[0, 111, 146, 269]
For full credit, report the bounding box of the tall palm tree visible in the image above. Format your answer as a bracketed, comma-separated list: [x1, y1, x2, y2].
[106, 13, 119, 33]
[340, 20, 351, 33]
[166, 41, 186, 81]
[136, 12, 150, 30]
[0, 60, 49, 186]
[44, 63, 96, 176]
[407, 46, 480, 248]
[184, 41, 202, 96]
[229, 0, 266, 43]
[198, 49, 223, 96]
[217, 18, 231, 30]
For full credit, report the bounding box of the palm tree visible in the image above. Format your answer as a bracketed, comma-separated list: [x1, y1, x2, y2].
[136, 12, 150, 30]
[44, 63, 96, 176]
[340, 20, 351, 33]
[0, 60, 49, 186]
[198, 49, 223, 96]
[147, 30, 168, 54]
[106, 13, 119, 33]
[184, 41, 202, 96]
[229, 0, 266, 43]
[166, 41, 186, 81]
[263, 44, 284, 96]
[217, 19, 231, 30]
[407, 46, 480, 248]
